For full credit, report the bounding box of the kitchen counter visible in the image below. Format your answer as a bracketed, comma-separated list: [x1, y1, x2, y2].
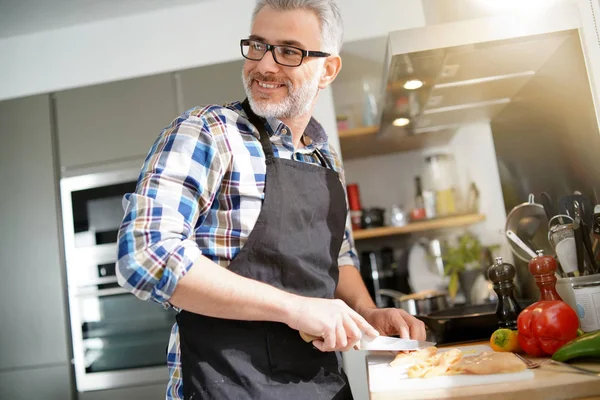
[367, 341, 600, 400]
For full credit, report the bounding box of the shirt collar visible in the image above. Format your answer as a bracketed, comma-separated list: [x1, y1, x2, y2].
[235, 101, 329, 147]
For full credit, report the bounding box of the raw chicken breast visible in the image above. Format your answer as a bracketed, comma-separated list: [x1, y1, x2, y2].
[449, 352, 527, 375]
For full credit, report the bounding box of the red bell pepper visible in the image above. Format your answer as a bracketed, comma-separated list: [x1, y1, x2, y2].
[517, 300, 579, 357]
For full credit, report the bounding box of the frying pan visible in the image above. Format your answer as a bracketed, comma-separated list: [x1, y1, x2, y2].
[416, 300, 534, 345]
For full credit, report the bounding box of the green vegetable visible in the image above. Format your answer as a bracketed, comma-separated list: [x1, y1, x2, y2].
[552, 329, 600, 362]
[577, 328, 584, 337]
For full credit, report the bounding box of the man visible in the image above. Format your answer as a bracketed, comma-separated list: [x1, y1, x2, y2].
[116, 0, 426, 399]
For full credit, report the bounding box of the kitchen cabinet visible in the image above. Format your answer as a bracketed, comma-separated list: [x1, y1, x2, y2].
[178, 60, 246, 112]
[78, 383, 166, 400]
[0, 95, 73, 398]
[54, 73, 178, 172]
[0, 365, 73, 400]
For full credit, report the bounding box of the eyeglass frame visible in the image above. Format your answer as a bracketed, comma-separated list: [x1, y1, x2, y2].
[240, 38, 331, 67]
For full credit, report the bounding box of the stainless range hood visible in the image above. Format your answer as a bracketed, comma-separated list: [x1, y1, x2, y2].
[377, 3, 587, 143]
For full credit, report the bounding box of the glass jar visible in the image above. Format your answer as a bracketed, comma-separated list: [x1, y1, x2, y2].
[424, 153, 458, 216]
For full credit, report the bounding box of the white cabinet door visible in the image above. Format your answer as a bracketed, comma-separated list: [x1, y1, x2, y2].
[55, 74, 178, 171]
[0, 95, 71, 370]
[0, 365, 73, 400]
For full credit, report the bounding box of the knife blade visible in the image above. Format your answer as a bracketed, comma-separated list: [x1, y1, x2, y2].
[300, 331, 435, 351]
[358, 335, 436, 351]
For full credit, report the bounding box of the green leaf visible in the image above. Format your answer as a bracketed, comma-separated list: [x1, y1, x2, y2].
[448, 273, 459, 298]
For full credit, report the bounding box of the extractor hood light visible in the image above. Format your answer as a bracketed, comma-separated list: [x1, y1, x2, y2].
[403, 79, 423, 90]
[393, 117, 410, 127]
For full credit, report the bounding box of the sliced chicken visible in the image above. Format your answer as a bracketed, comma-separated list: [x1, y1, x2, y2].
[449, 352, 527, 375]
[407, 348, 463, 378]
[390, 346, 437, 368]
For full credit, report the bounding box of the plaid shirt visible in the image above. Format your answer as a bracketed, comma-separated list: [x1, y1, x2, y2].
[116, 101, 359, 399]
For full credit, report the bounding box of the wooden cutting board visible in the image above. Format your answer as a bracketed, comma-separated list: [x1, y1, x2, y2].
[367, 345, 534, 394]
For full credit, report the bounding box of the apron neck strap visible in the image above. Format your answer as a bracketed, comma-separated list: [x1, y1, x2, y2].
[241, 98, 332, 169]
[242, 98, 275, 161]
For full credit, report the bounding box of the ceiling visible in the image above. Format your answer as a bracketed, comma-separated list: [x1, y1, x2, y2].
[0, 0, 208, 38]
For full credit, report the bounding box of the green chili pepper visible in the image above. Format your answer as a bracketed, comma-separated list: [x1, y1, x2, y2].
[552, 329, 600, 362]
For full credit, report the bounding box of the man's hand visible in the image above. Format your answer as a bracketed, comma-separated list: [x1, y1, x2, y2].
[285, 297, 380, 352]
[360, 307, 427, 341]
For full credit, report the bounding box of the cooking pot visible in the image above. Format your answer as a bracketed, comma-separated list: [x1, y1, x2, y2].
[377, 289, 448, 316]
[416, 299, 535, 344]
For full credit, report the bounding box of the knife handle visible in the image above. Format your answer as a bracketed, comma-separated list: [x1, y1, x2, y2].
[299, 331, 320, 342]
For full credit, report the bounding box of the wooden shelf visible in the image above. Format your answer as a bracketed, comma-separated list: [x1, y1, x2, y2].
[352, 213, 486, 240]
[338, 125, 379, 138]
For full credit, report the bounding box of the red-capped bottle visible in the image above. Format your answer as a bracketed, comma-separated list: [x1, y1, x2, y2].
[528, 250, 563, 301]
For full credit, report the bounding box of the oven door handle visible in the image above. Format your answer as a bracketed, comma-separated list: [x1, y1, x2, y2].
[76, 287, 128, 298]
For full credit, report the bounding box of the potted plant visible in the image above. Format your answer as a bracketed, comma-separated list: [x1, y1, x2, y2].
[442, 233, 497, 300]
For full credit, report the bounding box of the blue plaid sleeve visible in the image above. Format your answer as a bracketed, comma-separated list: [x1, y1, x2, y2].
[116, 110, 226, 306]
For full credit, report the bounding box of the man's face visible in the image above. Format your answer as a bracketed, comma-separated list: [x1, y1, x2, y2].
[242, 6, 327, 119]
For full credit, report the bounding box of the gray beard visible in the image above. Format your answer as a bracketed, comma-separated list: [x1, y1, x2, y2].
[242, 68, 321, 119]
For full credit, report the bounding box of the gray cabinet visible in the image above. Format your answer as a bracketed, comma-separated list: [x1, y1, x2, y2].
[180, 60, 246, 112]
[0, 365, 73, 400]
[78, 384, 166, 400]
[0, 95, 73, 398]
[55, 74, 178, 171]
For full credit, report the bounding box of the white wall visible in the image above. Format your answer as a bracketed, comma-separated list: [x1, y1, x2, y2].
[0, 0, 426, 102]
[343, 122, 511, 257]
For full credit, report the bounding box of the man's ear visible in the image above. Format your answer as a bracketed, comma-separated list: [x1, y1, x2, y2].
[318, 55, 342, 89]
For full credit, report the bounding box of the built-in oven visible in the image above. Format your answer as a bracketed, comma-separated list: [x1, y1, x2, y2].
[60, 167, 176, 392]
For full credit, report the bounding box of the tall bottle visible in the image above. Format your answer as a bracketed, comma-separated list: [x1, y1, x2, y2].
[528, 250, 563, 301]
[411, 176, 426, 221]
[487, 257, 522, 329]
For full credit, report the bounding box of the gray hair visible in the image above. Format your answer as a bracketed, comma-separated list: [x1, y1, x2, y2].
[251, 0, 344, 55]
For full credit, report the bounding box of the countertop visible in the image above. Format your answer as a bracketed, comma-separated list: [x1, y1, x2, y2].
[367, 341, 600, 400]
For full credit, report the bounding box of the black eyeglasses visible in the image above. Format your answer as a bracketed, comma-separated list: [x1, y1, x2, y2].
[240, 39, 330, 67]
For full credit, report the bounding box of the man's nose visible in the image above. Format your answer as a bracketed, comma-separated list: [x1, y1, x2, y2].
[255, 49, 281, 74]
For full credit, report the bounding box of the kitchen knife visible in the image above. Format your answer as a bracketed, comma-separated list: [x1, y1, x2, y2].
[359, 335, 436, 351]
[300, 331, 435, 351]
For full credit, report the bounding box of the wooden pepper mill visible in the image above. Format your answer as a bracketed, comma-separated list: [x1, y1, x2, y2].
[528, 250, 563, 301]
[487, 256, 522, 329]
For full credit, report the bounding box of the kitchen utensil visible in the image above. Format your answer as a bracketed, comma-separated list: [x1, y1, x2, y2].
[548, 223, 577, 277]
[548, 360, 600, 377]
[299, 331, 436, 351]
[593, 205, 600, 262]
[505, 194, 553, 262]
[559, 193, 594, 227]
[506, 230, 537, 259]
[416, 300, 535, 345]
[377, 288, 448, 316]
[513, 353, 540, 369]
[359, 335, 436, 351]
[574, 201, 600, 274]
[539, 191, 555, 220]
[514, 354, 600, 377]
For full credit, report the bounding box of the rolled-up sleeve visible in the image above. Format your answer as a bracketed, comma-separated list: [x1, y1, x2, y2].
[116, 111, 225, 306]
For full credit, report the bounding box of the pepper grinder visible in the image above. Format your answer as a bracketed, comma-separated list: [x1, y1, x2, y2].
[528, 250, 563, 301]
[487, 256, 522, 329]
